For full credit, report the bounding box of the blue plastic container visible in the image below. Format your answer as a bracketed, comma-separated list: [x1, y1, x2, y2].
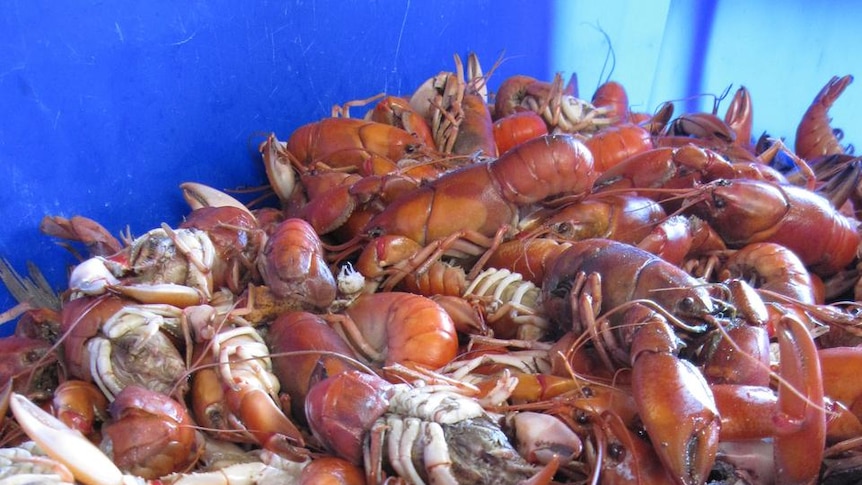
[0, 2, 553, 334]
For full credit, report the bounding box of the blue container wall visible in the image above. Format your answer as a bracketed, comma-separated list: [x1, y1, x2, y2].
[0, 1, 552, 333]
[552, 0, 861, 149]
[2, 1, 861, 335]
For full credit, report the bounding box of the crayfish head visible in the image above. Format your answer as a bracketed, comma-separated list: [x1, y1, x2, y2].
[102, 385, 200, 479]
[443, 417, 541, 484]
[0, 336, 58, 400]
[657, 286, 715, 333]
[305, 370, 392, 465]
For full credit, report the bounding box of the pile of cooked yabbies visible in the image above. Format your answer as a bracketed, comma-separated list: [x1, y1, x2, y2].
[2, 54, 861, 484]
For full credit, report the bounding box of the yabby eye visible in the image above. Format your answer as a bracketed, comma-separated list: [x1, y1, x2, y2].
[678, 296, 696, 314]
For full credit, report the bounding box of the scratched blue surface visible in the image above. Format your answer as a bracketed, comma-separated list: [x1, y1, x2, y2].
[0, 1, 552, 334]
